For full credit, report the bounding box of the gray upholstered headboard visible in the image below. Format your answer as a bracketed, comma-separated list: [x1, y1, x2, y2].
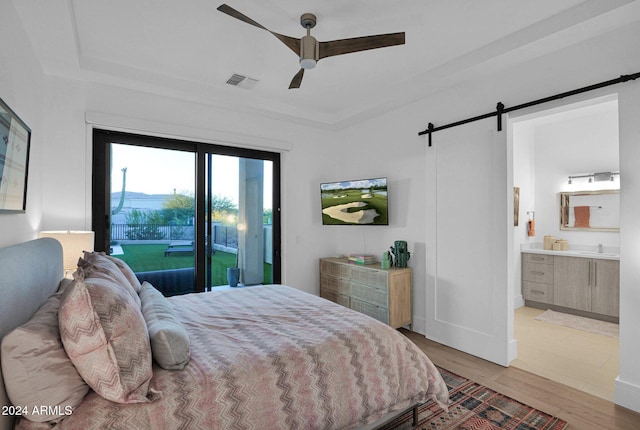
[0, 238, 63, 430]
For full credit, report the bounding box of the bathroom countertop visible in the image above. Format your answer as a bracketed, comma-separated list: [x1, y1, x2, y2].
[521, 243, 619, 260]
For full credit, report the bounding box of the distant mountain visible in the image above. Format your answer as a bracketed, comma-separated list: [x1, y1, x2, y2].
[111, 191, 173, 200]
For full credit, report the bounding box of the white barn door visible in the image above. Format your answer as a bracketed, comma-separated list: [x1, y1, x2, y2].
[424, 119, 515, 366]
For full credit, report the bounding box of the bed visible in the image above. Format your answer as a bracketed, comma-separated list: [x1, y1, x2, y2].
[0, 238, 448, 430]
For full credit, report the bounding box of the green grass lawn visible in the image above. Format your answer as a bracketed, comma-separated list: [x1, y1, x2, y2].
[114, 244, 272, 286]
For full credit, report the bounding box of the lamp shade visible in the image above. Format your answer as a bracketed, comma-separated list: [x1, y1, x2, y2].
[39, 230, 95, 270]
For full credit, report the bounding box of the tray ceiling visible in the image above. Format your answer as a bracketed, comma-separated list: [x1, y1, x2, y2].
[12, 0, 640, 128]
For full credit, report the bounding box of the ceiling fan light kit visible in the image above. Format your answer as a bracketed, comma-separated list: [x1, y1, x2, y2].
[217, 4, 405, 89]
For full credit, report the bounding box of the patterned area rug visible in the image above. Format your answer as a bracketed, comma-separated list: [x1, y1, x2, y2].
[383, 367, 568, 430]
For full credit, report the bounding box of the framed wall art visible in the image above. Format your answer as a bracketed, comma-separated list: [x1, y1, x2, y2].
[0, 97, 31, 213]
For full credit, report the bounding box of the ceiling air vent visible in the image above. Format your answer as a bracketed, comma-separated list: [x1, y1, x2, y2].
[226, 73, 259, 90]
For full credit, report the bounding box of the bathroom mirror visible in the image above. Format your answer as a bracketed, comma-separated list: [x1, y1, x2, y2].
[560, 190, 620, 231]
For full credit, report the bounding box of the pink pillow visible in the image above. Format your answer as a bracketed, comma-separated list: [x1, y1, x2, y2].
[58, 274, 158, 403]
[79, 252, 141, 307]
[103, 254, 143, 293]
[1, 281, 88, 422]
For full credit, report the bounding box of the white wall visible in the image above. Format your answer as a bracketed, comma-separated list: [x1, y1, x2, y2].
[532, 101, 620, 247]
[512, 121, 536, 308]
[2, 68, 344, 295]
[616, 79, 640, 413]
[324, 107, 432, 331]
[334, 21, 640, 408]
[0, 1, 45, 244]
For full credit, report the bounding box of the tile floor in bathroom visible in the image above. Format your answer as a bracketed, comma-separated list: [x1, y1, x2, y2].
[512, 306, 619, 402]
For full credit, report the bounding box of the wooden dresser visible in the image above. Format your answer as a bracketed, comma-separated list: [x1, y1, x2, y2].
[319, 257, 412, 329]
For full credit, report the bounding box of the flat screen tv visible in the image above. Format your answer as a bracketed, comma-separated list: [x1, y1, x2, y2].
[320, 177, 388, 225]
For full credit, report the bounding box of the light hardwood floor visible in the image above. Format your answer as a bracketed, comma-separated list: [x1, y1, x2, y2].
[401, 329, 640, 430]
[512, 306, 619, 401]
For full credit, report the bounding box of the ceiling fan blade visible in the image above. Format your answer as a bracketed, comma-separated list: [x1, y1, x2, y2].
[217, 4, 300, 55]
[289, 69, 305, 89]
[217, 4, 267, 30]
[319, 32, 405, 59]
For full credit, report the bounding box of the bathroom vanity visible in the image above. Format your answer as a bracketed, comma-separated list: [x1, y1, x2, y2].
[521, 247, 619, 323]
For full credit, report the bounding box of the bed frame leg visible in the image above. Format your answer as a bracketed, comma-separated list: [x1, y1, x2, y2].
[412, 405, 418, 427]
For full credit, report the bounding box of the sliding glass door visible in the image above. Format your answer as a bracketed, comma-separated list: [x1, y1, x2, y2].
[92, 129, 280, 295]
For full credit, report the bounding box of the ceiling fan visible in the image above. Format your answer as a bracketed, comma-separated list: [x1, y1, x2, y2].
[217, 4, 406, 89]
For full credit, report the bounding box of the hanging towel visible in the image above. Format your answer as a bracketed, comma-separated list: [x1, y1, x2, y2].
[574, 206, 590, 228]
[527, 219, 535, 236]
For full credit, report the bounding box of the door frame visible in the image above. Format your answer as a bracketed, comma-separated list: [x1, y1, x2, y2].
[92, 128, 281, 291]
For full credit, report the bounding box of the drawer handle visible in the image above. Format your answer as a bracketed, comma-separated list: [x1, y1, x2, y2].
[531, 256, 544, 261]
[532, 271, 545, 276]
[530, 290, 545, 295]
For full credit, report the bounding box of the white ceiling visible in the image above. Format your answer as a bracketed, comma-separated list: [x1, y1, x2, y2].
[12, 0, 640, 129]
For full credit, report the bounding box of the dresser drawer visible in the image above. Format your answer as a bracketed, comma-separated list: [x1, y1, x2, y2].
[522, 281, 553, 304]
[320, 289, 350, 307]
[350, 282, 388, 307]
[350, 298, 388, 324]
[349, 266, 388, 289]
[522, 253, 553, 265]
[522, 262, 553, 284]
[320, 274, 351, 295]
[320, 259, 351, 278]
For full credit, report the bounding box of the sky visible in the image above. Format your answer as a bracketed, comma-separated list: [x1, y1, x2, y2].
[111, 144, 272, 207]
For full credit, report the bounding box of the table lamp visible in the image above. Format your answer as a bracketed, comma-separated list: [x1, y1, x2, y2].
[39, 230, 95, 276]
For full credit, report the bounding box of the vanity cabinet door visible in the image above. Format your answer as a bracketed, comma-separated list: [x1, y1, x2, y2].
[591, 259, 620, 317]
[553, 256, 591, 312]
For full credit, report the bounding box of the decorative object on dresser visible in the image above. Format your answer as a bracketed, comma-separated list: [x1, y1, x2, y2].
[390, 240, 410, 268]
[381, 250, 391, 269]
[320, 257, 412, 329]
[348, 253, 377, 265]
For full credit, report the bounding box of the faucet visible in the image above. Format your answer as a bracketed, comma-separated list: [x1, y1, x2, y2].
[598, 243, 603, 253]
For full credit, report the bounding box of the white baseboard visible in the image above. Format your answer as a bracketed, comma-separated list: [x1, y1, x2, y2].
[514, 294, 525, 309]
[411, 315, 426, 336]
[615, 376, 640, 413]
[508, 338, 518, 364]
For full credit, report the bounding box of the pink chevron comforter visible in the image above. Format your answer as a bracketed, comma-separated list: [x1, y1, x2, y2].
[18, 285, 448, 430]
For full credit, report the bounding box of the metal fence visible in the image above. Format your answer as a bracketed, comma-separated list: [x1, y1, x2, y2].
[111, 223, 272, 263]
[110, 224, 194, 241]
[110, 223, 244, 248]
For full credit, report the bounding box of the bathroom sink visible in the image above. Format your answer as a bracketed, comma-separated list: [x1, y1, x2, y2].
[574, 251, 618, 257]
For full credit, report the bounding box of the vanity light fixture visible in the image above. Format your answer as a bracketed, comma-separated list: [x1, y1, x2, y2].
[568, 171, 619, 184]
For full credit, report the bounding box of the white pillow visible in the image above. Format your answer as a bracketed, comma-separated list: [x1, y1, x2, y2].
[139, 281, 191, 370]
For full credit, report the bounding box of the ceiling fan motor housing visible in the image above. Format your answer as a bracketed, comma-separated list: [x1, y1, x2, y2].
[300, 34, 319, 69]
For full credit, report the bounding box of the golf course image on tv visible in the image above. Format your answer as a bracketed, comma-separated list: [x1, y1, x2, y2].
[320, 177, 388, 225]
